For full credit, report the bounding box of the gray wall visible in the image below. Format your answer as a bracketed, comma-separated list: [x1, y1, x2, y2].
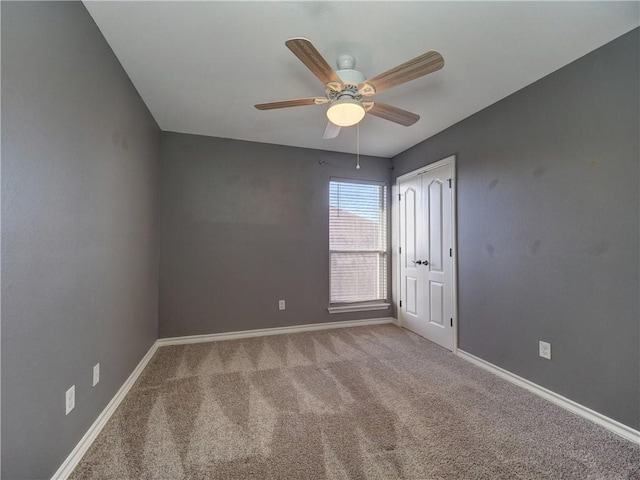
[392, 29, 639, 429]
[2, 5, 635, 479]
[2, 2, 160, 478]
[160, 132, 392, 338]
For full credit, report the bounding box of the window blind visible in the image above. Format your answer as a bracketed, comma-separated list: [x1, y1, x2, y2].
[329, 179, 387, 304]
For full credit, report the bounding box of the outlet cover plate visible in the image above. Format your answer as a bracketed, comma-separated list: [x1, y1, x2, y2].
[278, 300, 285, 310]
[93, 363, 100, 387]
[65, 385, 75, 415]
[539, 341, 551, 360]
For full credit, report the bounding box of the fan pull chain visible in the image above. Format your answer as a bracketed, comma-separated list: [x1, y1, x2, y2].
[356, 122, 361, 170]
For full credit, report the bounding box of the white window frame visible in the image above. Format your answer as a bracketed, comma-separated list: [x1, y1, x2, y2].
[328, 177, 390, 314]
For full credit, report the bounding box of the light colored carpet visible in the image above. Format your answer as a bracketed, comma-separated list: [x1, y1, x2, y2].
[70, 324, 639, 479]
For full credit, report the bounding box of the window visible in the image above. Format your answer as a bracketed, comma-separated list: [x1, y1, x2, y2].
[329, 179, 388, 310]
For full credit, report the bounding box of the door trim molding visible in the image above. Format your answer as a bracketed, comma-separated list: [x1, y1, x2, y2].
[396, 155, 456, 181]
[394, 155, 458, 352]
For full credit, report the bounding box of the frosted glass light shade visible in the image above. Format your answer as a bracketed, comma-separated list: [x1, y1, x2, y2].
[327, 98, 365, 127]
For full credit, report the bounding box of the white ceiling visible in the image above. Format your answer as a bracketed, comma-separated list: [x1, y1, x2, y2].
[84, 1, 639, 158]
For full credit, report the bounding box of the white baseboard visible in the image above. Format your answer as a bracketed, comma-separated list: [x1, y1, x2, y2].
[51, 317, 398, 478]
[157, 317, 398, 346]
[51, 342, 159, 480]
[456, 349, 640, 445]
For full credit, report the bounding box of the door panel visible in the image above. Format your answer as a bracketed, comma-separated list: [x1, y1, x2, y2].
[428, 179, 444, 272]
[405, 277, 418, 315]
[404, 187, 417, 268]
[399, 176, 423, 336]
[399, 161, 454, 350]
[429, 281, 444, 326]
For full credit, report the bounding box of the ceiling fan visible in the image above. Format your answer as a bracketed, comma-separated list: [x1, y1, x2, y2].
[255, 38, 444, 139]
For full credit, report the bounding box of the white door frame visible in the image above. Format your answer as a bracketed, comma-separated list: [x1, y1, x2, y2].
[392, 155, 458, 352]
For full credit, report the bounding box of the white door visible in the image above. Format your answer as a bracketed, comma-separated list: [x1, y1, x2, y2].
[398, 160, 455, 350]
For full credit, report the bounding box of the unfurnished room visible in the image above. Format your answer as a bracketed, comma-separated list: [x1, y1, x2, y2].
[1, 1, 639, 479]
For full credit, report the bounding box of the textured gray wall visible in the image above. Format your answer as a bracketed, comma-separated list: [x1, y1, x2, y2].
[160, 132, 392, 338]
[2, 2, 160, 478]
[392, 29, 639, 429]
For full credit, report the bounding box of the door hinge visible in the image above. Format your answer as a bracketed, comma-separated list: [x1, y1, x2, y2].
[450, 318, 453, 327]
[448, 178, 452, 188]
[399, 246, 402, 254]
[449, 248, 452, 257]
[399, 300, 402, 308]
[398, 193, 402, 201]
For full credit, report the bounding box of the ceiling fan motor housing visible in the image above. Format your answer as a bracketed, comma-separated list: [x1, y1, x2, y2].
[336, 69, 366, 88]
[326, 67, 367, 101]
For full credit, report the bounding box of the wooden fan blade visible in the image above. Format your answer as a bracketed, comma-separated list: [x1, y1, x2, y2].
[255, 97, 328, 110]
[359, 51, 444, 96]
[367, 102, 420, 126]
[323, 121, 341, 139]
[285, 38, 344, 88]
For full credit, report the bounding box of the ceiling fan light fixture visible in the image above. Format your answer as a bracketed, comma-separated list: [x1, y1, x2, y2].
[326, 98, 366, 127]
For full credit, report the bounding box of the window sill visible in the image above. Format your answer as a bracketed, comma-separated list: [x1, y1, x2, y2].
[327, 303, 391, 314]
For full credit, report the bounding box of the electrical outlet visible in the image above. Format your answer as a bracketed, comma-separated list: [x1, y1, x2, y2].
[93, 363, 100, 387]
[65, 385, 75, 415]
[539, 341, 551, 360]
[278, 300, 285, 310]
